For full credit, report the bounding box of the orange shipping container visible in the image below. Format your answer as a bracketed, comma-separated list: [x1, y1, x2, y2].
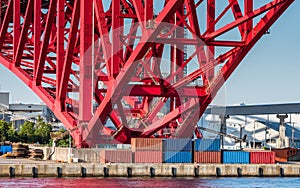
[131, 138, 163, 151]
[194, 151, 221, 163]
[134, 151, 163, 163]
[250, 151, 275, 164]
[100, 150, 132, 163]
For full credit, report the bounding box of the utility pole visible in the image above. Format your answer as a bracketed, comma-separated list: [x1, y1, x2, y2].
[253, 120, 256, 149]
[239, 124, 242, 149]
[220, 115, 229, 149]
[292, 122, 295, 147]
[264, 128, 268, 147]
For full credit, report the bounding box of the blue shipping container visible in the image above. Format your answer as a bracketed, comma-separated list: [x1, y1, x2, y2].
[0, 145, 12, 154]
[222, 151, 250, 164]
[194, 139, 220, 151]
[163, 138, 192, 151]
[163, 151, 192, 163]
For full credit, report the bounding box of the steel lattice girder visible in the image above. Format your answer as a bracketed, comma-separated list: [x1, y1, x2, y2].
[0, 0, 294, 147]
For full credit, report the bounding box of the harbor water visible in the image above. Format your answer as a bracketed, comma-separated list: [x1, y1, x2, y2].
[0, 177, 299, 188]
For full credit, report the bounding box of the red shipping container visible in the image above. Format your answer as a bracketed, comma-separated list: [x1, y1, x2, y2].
[131, 138, 163, 151]
[100, 150, 132, 163]
[194, 151, 221, 163]
[134, 151, 163, 163]
[250, 151, 275, 164]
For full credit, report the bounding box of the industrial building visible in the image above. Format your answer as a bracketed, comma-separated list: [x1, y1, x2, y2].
[0, 92, 63, 131]
[202, 104, 300, 149]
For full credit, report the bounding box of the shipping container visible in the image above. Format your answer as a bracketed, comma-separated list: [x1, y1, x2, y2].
[131, 138, 163, 151]
[100, 150, 132, 163]
[163, 151, 192, 163]
[134, 151, 163, 163]
[194, 151, 221, 163]
[163, 138, 192, 151]
[194, 139, 220, 151]
[0, 145, 12, 154]
[222, 151, 250, 164]
[250, 151, 275, 164]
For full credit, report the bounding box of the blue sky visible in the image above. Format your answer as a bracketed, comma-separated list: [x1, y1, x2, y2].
[0, 1, 299, 105]
[222, 0, 300, 105]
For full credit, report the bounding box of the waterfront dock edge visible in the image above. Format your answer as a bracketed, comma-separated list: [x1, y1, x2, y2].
[0, 163, 299, 178]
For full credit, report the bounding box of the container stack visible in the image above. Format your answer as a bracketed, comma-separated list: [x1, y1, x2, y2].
[250, 151, 275, 164]
[163, 138, 192, 163]
[100, 150, 132, 163]
[194, 139, 221, 163]
[132, 138, 163, 163]
[222, 150, 250, 164]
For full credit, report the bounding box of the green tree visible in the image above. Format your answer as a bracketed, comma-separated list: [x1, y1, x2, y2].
[52, 128, 72, 147]
[0, 120, 11, 142]
[7, 126, 18, 142]
[57, 139, 70, 147]
[18, 121, 35, 143]
[34, 116, 52, 144]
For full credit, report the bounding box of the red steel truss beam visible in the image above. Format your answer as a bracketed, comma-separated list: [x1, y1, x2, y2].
[176, 1, 293, 137]
[79, 0, 93, 122]
[205, 0, 287, 40]
[35, 0, 57, 85]
[0, 0, 12, 50]
[13, 0, 20, 60]
[34, 0, 41, 73]
[14, 0, 33, 67]
[83, 0, 184, 144]
[56, 0, 65, 94]
[0, 0, 294, 147]
[57, 0, 80, 110]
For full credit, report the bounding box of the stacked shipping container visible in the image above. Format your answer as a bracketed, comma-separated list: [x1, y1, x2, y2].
[194, 139, 220, 151]
[164, 151, 192, 163]
[97, 138, 280, 164]
[250, 151, 275, 164]
[131, 138, 163, 151]
[132, 138, 163, 163]
[222, 151, 250, 164]
[194, 139, 221, 163]
[163, 139, 192, 163]
[100, 150, 132, 163]
[194, 151, 221, 163]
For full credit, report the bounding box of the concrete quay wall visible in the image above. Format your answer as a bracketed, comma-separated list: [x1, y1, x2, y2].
[0, 163, 299, 178]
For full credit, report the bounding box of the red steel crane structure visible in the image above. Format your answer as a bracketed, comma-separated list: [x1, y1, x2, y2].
[0, 0, 294, 147]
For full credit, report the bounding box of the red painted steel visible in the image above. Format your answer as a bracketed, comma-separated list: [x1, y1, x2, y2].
[131, 138, 163, 152]
[134, 151, 163, 163]
[194, 151, 221, 163]
[250, 151, 275, 164]
[272, 148, 296, 162]
[100, 150, 132, 163]
[0, 0, 294, 147]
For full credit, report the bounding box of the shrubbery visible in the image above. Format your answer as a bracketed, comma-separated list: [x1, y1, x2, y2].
[0, 117, 71, 147]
